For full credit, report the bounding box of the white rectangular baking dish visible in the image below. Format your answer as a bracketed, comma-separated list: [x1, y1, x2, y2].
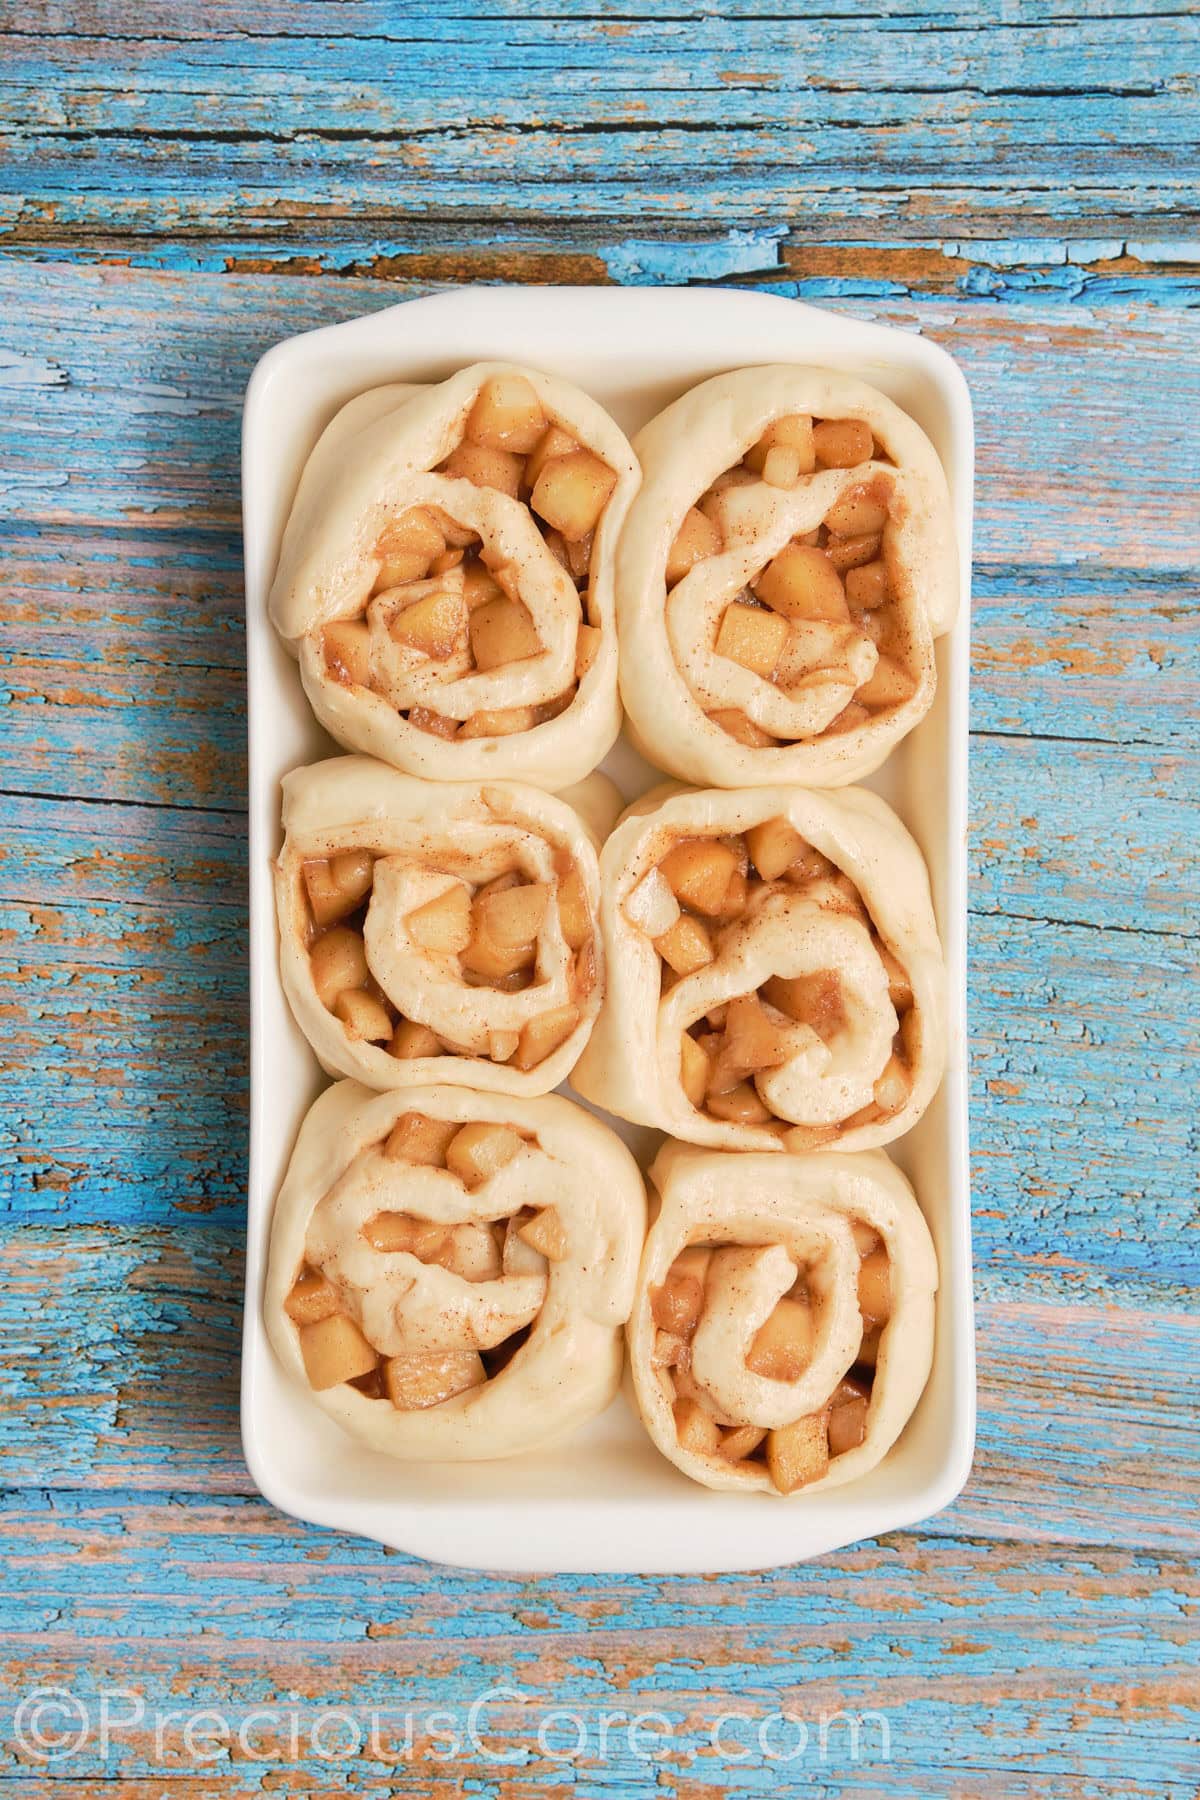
[241, 286, 975, 1573]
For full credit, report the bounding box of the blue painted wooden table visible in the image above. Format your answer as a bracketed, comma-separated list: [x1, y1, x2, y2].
[2, 3, 1198, 1794]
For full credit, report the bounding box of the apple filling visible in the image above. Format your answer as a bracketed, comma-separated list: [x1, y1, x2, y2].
[286, 1113, 568, 1409]
[300, 839, 594, 1072]
[319, 375, 614, 741]
[623, 817, 917, 1139]
[664, 412, 917, 745]
[651, 1224, 890, 1491]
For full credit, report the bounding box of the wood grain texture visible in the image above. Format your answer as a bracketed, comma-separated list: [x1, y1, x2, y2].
[2, 2, 1198, 1793]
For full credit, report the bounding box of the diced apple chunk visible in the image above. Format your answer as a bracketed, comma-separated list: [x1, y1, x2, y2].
[824, 487, 889, 537]
[465, 374, 547, 453]
[826, 532, 882, 574]
[458, 705, 538, 738]
[408, 706, 459, 739]
[845, 560, 890, 610]
[666, 506, 721, 585]
[746, 1295, 814, 1381]
[706, 1081, 772, 1125]
[625, 865, 682, 937]
[364, 1212, 447, 1257]
[377, 506, 445, 565]
[755, 544, 849, 621]
[389, 1019, 443, 1060]
[762, 969, 846, 1037]
[461, 561, 503, 609]
[474, 881, 550, 948]
[857, 1247, 892, 1322]
[715, 601, 790, 679]
[323, 620, 372, 687]
[812, 419, 874, 468]
[391, 584, 467, 659]
[708, 708, 777, 747]
[334, 988, 393, 1043]
[555, 865, 591, 950]
[761, 445, 802, 488]
[574, 623, 602, 680]
[299, 1314, 378, 1390]
[766, 1412, 830, 1492]
[679, 1032, 712, 1108]
[518, 1205, 567, 1261]
[285, 1267, 340, 1325]
[461, 928, 535, 982]
[446, 1122, 524, 1188]
[513, 1004, 579, 1071]
[406, 882, 472, 954]
[674, 1396, 722, 1457]
[530, 451, 616, 542]
[310, 926, 370, 1009]
[744, 413, 816, 475]
[856, 654, 915, 709]
[873, 1056, 911, 1117]
[656, 915, 714, 977]
[302, 850, 374, 928]
[384, 1349, 486, 1411]
[745, 817, 805, 882]
[652, 1329, 689, 1368]
[441, 441, 524, 497]
[469, 597, 542, 671]
[651, 1245, 711, 1334]
[525, 423, 579, 488]
[719, 1424, 767, 1461]
[657, 838, 741, 916]
[828, 1390, 869, 1456]
[714, 994, 793, 1084]
[384, 1111, 461, 1167]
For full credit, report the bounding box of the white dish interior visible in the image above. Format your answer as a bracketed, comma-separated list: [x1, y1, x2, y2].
[241, 286, 975, 1573]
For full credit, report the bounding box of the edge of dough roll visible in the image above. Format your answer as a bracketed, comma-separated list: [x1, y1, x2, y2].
[615, 364, 957, 788]
[570, 781, 946, 1151]
[629, 1141, 937, 1494]
[269, 362, 641, 791]
[267, 1081, 646, 1460]
[276, 755, 615, 1096]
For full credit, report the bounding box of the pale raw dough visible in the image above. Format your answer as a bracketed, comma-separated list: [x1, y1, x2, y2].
[616, 365, 957, 787]
[269, 362, 640, 790]
[277, 755, 619, 1095]
[628, 1141, 937, 1493]
[266, 1081, 646, 1460]
[570, 782, 946, 1151]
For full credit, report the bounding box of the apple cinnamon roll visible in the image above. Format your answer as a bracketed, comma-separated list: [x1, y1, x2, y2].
[571, 783, 945, 1151]
[269, 363, 639, 791]
[267, 1082, 645, 1460]
[616, 365, 957, 787]
[630, 1141, 936, 1494]
[276, 756, 612, 1096]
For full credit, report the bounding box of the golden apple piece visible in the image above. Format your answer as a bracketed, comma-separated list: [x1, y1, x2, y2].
[745, 816, 805, 882]
[525, 422, 579, 489]
[719, 1424, 767, 1461]
[309, 926, 370, 1009]
[707, 707, 777, 747]
[391, 584, 468, 660]
[755, 544, 849, 621]
[746, 1295, 814, 1381]
[406, 882, 472, 954]
[761, 445, 802, 488]
[679, 1031, 712, 1108]
[333, 988, 393, 1043]
[408, 705, 460, 739]
[512, 1003, 580, 1071]
[474, 881, 551, 949]
[856, 654, 916, 709]
[873, 1057, 911, 1117]
[377, 505, 445, 565]
[715, 994, 793, 1084]
[518, 1205, 567, 1261]
[812, 419, 874, 468]
[384, 1349, 486, 1411]
[462, 560, 505, 610]
[744, 412, 816, 475]
[877, 943, 914, 1010]
[299, 1314, 378, 1391]
[652, 1329, 690, 1369]
[766, 1412, 830, 1492]
[657, 838, 741, 916]
[714, 601, 790, 679]
[763, 969, 846, 1038]
[823, 487, 889, 537]
[574, 623, 602, 680]
[460, 928, 536, 982]
[857, 1246, 892, 1322]
[651, 1245, 711, 1335]
[489, 1029, 520, 1062]
[554, 864, 592, 951]
[465, 374, 547, 454]
[844, 559, 891, 610]
[322, 620, 372, 687]
[826, 532, 882, 574]
[656, 915, 714, 977]
[301, 849, 374, 928]
[706, 1081, 773, 1125]
[389, 1019, 443, 1060]
[364, 1212, 447, 1257]
[530, 450, 617, 542]
[674, 1396, 722, 1457]
[469, 597, 543, 672]
[440, 441, 524, 498]
[826, 700, 872, 736]
[666, 506, 722, 585]
[446, 1121, 525, 1188]
[384, 1111, 461, 1168]
[458, 705, 538, 739]
[828, 1387, 869, 1456]
[426, 506, 481, 550]
[285, 1267, 340, 1325]
[566, 531, 592, 582]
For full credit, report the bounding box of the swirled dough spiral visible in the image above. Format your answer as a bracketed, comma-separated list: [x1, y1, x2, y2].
[628, 1141, 937, 1494]
[616, 365, 957, 787]
[570, 782, 946, 1151]
[276, 756, 615, 1096]
[267, 1082, 646, 1460]
[269, 363, 640, 790]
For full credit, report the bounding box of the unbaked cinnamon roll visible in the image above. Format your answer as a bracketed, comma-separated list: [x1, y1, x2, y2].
[276, 757, 613, 1095]
[571, 783, 945, 1150]
[267, 1082, 645, 1459]
[629, 1141, 937, 1493]
[616, 365, 957, 787]
[269, 363, 640, 790]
